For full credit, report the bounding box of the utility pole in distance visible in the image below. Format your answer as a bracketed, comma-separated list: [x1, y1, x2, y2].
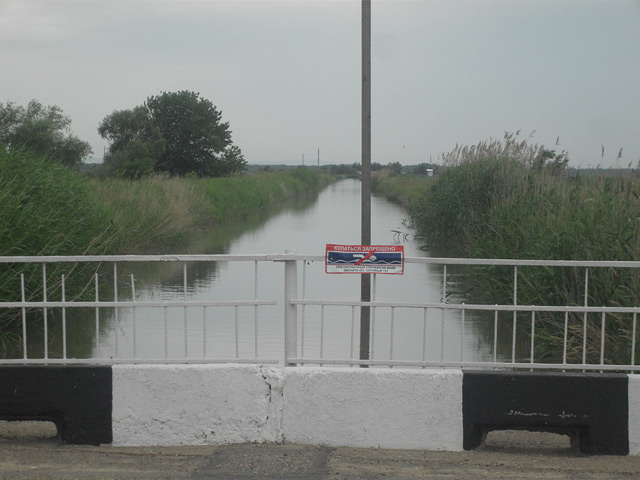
[360, 0, 371, 365]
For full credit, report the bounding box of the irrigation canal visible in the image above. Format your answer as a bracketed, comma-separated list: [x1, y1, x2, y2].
[16, 179, 493, 363]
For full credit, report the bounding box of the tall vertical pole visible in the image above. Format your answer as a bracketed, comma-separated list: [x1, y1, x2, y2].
[360, 0, 372, 363]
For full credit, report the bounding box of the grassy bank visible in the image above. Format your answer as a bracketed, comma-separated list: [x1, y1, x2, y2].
[1, 151, 333, 261]
[0, 149, 333, 340]
[403, 135, 640, 364]
[372, 171, 432, 209]
[92, 167, 332, 253]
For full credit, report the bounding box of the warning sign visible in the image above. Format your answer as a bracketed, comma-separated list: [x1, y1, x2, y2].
[325, 244, 404, 275]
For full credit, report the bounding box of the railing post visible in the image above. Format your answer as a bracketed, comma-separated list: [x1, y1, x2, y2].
[283, 251, 298, 366]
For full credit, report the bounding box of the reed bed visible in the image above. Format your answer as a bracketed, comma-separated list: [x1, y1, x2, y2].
[1, 153, 333, 344]
[0, 148, 117, 344]
[407, 133, 640, 365]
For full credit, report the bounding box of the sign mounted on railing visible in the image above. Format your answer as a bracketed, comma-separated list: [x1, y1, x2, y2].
[325, 244, 404, 275]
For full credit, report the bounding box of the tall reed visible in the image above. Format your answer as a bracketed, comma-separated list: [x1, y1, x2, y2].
[1, 158, 333, 346]
[0, 148, 117, 342]
[408, 133, 640, 364]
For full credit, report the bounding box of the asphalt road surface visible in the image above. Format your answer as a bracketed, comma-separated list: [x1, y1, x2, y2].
[1, 421, 640, 479]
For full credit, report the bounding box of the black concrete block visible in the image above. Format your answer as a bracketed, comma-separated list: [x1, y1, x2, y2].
[463, 371, 628, 455]
[0, 366, 112, 445]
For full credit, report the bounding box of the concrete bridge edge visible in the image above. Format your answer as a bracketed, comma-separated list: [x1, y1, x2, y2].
[1, 364, 640, 455]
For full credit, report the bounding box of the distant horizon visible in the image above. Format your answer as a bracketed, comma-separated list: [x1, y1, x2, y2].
[82, 157, 639, 172]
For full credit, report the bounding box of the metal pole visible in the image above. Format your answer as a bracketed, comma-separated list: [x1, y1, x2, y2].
[360, 0, 372, 363]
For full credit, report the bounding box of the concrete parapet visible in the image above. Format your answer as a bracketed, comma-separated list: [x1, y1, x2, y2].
[282, 367, 463, 450]
[2, 364, 639, 455]
[112, 364, 283, 446]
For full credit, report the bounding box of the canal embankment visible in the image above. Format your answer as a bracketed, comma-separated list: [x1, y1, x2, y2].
[0, 151, 336, 341]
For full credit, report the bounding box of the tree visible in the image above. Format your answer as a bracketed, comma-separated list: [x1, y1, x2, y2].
[0, 100, 92, 167]
[98, 91, 246, 177]
[387, 161, 402, 174]
[98, 105, 164, 178]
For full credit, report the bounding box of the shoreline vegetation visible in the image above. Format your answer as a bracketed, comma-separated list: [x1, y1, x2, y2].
[92, 165, 335, 254]
[1, 148, 335, 259]
[374, 134, 640, 365]
[0, 147, 335, 341]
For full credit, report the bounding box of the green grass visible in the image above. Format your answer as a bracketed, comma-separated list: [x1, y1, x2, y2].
[92, 167, 333, 253]
[372, 172, 433, 209]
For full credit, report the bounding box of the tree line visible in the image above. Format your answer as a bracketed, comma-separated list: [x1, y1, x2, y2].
[0, 91, 246, 178]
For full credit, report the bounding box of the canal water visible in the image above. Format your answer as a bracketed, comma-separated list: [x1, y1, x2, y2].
[18, 179, 492, 364]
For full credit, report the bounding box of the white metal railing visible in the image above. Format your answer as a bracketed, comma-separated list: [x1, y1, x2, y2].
[1, 254, 640, 371]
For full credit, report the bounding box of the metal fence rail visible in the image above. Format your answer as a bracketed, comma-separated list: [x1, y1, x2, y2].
[1, 254, 640, 371]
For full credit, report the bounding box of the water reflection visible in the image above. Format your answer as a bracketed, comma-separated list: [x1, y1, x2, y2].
[84, 179, 491, 364]
[7, 179, 496, 364]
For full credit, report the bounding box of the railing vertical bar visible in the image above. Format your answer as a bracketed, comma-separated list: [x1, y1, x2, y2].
[460, 306, 465, 362]
[442, 265, 447, 301]
[493, 309, 498, 363]
[320, 304, 325, 362]
[94, 273, 100, 357]
[183, 262, 188, 358]
[389, 306, 395, 366]
[235, 305, 240, 359]
[163, 306, 168, 359]
[422, 307, 428, 365]
[632, 312, 637, 367]
[113, 263, 119, 358]
[530, 311, 536, 364]
[562, 311, 569, 365]
[511, 313, 517, 364]
[283, 255, 297, 366]
[370, 274, 376, 359]
[583, 267, 589, 365]
[512, 266, 518, 363]
[440, 308, 445, 363]
[350, 305, 355, 364]
[301, 260, 306, 359]
[42, 263, 48, 360]
[254, 261, 259, 359]
[600, 311, 606, 366]
[61, 274, 67, 359]
[203, 307, 207, 359]
[20, 274, 27, 360]
[131, 274, 136, 358]
[441, 266, 447, 363]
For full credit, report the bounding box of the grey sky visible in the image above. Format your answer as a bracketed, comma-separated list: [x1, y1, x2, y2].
[1, 0, 639, 168]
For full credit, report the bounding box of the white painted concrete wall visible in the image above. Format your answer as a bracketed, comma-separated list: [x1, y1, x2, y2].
[112, 364, 284, 446]
[112, 364, 464, 450]
[282, 367, 463, 450]
[628, 375, 640, 455]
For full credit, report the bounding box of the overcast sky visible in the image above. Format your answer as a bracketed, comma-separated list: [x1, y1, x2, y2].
[2, 0, 639, 168]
